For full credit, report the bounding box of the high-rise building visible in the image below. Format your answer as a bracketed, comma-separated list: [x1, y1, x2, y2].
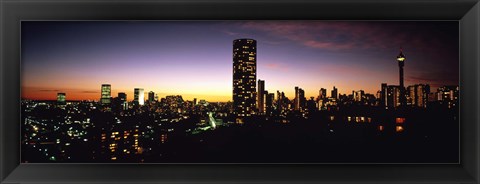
[397, 48, 406, 106]
[276, 90, 282, 112]
[265, 92, 274, 116]
[294, 86, 306, 111]
[232, 39, 257, 118]
[257, 79, 265, 114]
[416, 84, 429, 108]
[393, 86, 402, 107]
[381, 83, 388, 108]
[407, 84, 430, 108]
[407, 85, 416, 106]
[134, 88, 144, 106]
[306, 97, 317, 113]
[381, 83, 401, 109]
[148, 91, 155, 102]
[57, 93, 66, 105]
[294, 87, 300, 110]
[118, 92, 127, 110]
[354, 90, 365, 102]
[276, 90, 288, 115]
[331, 86, 338, 99]
[318, 88, 327, 99]
[437, 85, 459, 108]
[101, 84, 111, 105]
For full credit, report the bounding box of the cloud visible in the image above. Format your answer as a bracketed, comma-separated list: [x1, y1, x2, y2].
[81, 90, 98, 94]
[37, 89, 60, 92]
[222, 30, 240, 36]
[263, 63, 289, 72]
[406, 71, 459, 89]
[239, 21, 456, 52]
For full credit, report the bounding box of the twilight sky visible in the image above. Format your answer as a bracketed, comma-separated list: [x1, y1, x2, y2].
[21, 21, 459, 102]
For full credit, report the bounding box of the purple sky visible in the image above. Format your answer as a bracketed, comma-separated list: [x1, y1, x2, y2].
[21, 21, 459, 102]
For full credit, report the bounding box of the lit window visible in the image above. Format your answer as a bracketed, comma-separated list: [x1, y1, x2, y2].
[395, 117, 406, 124]
[396, 126, 404, 132]
[379, 126, 384, 131]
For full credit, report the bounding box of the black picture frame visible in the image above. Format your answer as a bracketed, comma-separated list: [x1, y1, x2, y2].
[1, 0, 479, 183]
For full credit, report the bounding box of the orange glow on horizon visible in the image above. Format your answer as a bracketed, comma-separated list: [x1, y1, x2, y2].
[22, 86, 232, 102]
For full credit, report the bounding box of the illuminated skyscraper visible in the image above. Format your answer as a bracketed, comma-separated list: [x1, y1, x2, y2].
[354, 90, 365, 102]
[232, 39, 257, 119]
[57, 93, 66, 105]
[134, 88, 144, 106]
[407, 84, 430, 108]
[101, 84, 111, 105]
[257, 79, 265, 114]
[397, 48, 406, 106]
[437, 85, 459, 108]
[416, 84, 429, 108]
[381, 83, 401, 109]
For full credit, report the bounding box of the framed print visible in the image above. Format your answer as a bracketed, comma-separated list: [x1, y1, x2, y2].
[1, 0, 479, 183]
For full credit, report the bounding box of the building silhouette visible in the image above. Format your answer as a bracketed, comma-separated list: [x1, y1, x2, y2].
[101, 84, 111, 105]
[118, 92, 127, 110]
[294, 86, 306, 111]
[318, 88, 327, 99]
[276, 90, 288, 115]
[148, 91, 155, 102]
[232, 39, 257, 120]
[134, 88, 144, 106]
[257, 79, 265, 114]
[397, 48, 406, 106]
[331, 86, 338, 99]
[265, 92, 274, 116]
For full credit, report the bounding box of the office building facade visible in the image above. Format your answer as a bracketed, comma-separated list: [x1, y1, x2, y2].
[232, 39, 257, 118]
[101, 84, 111, 105]
[134, 88, 144, 106]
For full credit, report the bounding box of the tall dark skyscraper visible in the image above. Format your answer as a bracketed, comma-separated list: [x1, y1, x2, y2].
[232, 39, 257, 119]
[257, 79, 265, 114]
[294, 86, 305, 111]
[318, 88, 327, 99]
[118, 92, 127, 110]
[397, 48, 406, 106]
[265, 92, 274, 116]
[148, 91, 155, 102]
[101, 84, 111, 105]
[331, 86, 338, 99]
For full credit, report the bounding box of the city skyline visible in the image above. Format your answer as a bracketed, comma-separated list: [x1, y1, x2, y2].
[21, 21, 459, 102]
